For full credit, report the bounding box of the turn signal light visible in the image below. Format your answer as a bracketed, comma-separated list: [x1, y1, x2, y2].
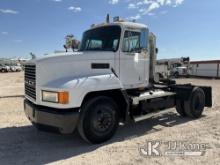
[58, 91, 69, 104]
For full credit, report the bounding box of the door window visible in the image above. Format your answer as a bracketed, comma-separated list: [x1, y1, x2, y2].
[122, 31, 141, 53]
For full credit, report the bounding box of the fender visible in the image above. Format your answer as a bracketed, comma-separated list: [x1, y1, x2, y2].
[39, 74, 124, 109]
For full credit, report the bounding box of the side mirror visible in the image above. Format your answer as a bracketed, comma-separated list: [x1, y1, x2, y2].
[140, 28, 149, 50]
[156, 48, 159, 54]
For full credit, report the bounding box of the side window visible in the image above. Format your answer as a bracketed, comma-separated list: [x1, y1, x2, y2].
[122, 31, 141, 53]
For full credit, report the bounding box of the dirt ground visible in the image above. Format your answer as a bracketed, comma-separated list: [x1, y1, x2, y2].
[0, 72, 219, 165]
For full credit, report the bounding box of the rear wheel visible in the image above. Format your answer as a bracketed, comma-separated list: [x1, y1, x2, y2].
[176, 100, 187, 117]
[78, 96, 119, 144]
[184, 87, 205, 118]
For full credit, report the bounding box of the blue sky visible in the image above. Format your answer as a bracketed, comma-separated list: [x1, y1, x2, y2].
[0, 0, 219, 60]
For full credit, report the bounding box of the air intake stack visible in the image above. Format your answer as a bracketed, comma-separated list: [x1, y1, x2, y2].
[149, 32, 157, 83]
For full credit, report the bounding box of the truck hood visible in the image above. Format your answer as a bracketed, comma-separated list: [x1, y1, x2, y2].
[27, 51, 115, 88]
[31, 51, 114, 64]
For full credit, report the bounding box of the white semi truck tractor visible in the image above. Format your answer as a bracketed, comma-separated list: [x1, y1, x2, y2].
[24, 17, 212, 144]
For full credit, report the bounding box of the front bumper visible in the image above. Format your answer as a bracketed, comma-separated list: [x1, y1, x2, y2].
[24, 99, 80, 134]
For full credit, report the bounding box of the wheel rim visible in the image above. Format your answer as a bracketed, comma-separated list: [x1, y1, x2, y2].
[92, 108, 114, 133]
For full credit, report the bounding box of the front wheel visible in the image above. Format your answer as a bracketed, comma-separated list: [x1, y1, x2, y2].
[77, 96, 119, 144]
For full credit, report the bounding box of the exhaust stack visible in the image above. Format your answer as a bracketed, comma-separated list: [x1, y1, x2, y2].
[106, 14, 110, 23]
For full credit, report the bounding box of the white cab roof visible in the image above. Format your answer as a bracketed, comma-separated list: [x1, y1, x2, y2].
[89, 21, 148, 31]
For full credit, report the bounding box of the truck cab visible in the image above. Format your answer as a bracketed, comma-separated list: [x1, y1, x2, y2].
[173, 66, 191, 78]
[24, 17, 212, 144]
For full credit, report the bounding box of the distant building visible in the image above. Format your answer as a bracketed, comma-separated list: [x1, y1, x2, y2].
[0, 58, 11, 65]
[190, 60, 220, 78]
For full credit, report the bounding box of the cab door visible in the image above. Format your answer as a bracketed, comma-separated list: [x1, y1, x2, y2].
[119, 30, 149, 89]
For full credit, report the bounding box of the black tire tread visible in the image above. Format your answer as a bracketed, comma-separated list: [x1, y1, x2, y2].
[77, 96, 119, 144]
[176, 100, 187, 117]
[184, 87, 205, 118]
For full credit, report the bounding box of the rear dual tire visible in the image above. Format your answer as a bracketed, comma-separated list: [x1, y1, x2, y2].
[176, 87, 205, 118]
[176, 100, 187, 117]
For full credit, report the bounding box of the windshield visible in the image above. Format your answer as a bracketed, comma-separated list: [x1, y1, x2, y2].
[80, 26, 121, 52]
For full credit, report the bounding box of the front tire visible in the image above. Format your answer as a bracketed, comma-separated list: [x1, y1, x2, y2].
[77, 96, 119, 144]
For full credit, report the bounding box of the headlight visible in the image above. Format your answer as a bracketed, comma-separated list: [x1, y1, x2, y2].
[42, 91, 69, 104]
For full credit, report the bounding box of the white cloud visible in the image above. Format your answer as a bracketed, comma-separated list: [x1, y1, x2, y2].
[135, 0, 151, 6]
[129, 14, 141, 20]
[157, 0, 166, 5]
[166, 0, 172, 5]
[106, 0, 184, 19]
[175, 0, 184, 5]
[109, 0, 120, 5]
[137, 2, 143, 6]
[0, 9, 19, 14]
[128, 3, 138, 9]
[148, 12, 155, 16]
[147, 2, 160, 12]
[68, 6, 82, 12]
[1, 32, 8, 35]
[173, 0, 184, 7]
[125, 0, 185, 18]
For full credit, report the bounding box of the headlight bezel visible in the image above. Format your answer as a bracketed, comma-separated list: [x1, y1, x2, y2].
[42, 90, 59, 103]
[41, 90, 69, 104]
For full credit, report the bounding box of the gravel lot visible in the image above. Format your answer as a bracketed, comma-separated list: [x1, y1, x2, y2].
[0, 72, 219, 165]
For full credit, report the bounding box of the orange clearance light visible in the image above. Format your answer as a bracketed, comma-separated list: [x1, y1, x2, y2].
[58, 91, 69, 104]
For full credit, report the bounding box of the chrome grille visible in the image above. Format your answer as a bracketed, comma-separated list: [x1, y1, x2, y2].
[24, 65, 36, 100]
